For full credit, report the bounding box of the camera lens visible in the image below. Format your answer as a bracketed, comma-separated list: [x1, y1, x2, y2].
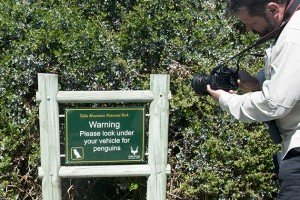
[191, 74, 210, 95]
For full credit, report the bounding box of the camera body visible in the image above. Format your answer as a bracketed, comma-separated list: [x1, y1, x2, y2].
[191, 64, 238, 95]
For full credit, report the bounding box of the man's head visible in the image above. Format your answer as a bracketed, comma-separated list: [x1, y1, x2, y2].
[227, 0, 288, 36]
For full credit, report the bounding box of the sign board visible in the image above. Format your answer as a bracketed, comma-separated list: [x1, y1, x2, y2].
[65, 107, 145, 164]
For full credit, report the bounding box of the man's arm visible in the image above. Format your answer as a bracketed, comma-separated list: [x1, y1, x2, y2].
[206, 42, 300, 123]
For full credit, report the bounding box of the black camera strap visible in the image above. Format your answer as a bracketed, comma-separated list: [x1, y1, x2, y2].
[228, 0, 300, 63]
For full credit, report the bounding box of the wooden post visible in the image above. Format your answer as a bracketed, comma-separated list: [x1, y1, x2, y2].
[147, 74, 170, 200]
[38, 73, 62, 200]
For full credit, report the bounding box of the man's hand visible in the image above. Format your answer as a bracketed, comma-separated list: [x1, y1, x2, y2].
[207, 85, 234, 101]
[207, 70, 260, 101]
[238, 70, 260, 92]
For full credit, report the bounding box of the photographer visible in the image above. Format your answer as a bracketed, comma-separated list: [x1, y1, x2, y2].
[206, 0, 300, 199]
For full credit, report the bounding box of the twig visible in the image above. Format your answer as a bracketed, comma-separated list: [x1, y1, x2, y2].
[167, 192, 183, 199]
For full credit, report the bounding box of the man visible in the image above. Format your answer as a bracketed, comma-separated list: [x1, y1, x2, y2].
[207, 0, 300, 199]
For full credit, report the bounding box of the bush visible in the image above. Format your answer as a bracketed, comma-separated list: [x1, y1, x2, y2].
[0, 0, 279, 199]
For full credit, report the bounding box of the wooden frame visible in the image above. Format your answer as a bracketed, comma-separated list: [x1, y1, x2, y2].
[37, 73, 171, 200]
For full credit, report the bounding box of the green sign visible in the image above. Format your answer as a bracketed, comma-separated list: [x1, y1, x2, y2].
[65, 107, 145, 164]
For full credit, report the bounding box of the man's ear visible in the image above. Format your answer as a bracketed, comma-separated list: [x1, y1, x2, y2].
[266, 2, 280, 15]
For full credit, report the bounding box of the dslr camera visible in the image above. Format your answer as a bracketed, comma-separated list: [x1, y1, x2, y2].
[191, 64, 238, 95]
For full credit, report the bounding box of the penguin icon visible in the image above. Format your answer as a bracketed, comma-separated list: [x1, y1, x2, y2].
[71, 147, 84, 160]
[73, 149, 82, 158]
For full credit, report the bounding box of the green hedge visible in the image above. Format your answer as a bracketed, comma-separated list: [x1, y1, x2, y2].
[0, 0, 279, 199]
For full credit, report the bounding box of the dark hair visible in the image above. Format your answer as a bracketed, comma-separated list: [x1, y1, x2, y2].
[226, 0, 288, 16]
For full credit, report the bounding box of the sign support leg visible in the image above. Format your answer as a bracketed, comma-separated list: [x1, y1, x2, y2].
[147, 74, 170, 200]
[38, 73, 62, 200]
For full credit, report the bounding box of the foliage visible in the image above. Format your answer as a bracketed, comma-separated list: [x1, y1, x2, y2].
[0, 0, 279, 199]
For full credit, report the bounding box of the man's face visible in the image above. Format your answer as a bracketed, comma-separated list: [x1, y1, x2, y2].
[235, 7, 276, 37]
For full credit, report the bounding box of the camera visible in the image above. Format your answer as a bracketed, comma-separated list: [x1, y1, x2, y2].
[191, 64, 239, 95]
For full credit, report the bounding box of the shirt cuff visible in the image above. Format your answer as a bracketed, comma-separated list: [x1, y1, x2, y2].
[219, 92, 233, 113]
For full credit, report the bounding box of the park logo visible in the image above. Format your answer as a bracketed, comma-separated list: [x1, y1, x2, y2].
[128, 146, 140, 160]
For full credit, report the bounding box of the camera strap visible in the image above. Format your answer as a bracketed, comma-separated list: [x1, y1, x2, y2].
[228, 0, 300, 62]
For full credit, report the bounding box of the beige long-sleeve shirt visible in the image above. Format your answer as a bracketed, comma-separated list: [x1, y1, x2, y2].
[219, 10, 300, 159]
